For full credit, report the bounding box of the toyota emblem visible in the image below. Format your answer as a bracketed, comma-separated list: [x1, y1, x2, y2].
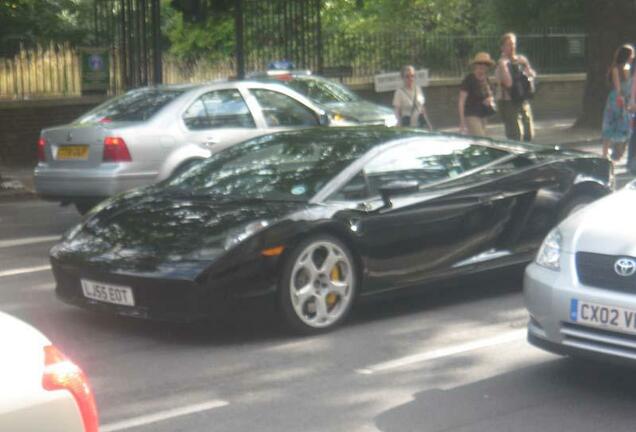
[614, 258, 636, 277]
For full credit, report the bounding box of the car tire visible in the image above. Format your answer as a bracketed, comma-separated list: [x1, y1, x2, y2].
[74, 199, 101, 215]
[559, 194, 597, 220]
[278, 234, 358, 335]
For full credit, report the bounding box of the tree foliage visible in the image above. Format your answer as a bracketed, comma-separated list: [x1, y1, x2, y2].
[322, 0, 484, 35]
[480, 0, 584, 33]
[0, 0, 92, 55]
[164, 8, 234, 65]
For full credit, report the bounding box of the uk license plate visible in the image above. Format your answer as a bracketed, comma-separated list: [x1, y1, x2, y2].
[570, 299, 636, 335]
[57, 145, 89, 160]
[81, 279, 135, 306]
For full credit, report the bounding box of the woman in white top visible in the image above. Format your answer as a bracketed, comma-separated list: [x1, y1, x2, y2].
[392, 65, 433, 129]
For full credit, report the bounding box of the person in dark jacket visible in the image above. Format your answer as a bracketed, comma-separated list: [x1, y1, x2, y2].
[458, 52, 497, 137]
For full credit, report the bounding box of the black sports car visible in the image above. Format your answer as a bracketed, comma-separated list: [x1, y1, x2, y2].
[51, 127, 613, 333]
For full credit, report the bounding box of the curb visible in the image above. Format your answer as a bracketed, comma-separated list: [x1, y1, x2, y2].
[0, 179, 36, 202]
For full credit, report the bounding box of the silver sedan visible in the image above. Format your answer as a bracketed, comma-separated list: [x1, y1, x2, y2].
[525, 180, 636, 363]
[34, 81, 330, 213]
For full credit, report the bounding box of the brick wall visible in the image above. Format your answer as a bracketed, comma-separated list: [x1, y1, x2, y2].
[0, 74, 586, 164]
[0, 97, 105, 164]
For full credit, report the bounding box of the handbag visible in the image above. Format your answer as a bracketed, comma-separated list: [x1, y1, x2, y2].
[480, 78, 497, 117]
[400, 87, 431, 130]
[481, 102, 497, 117]
[508, 62, 535, 102]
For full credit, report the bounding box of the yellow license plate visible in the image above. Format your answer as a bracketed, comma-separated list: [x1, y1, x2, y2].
[57, 145, 89, 160]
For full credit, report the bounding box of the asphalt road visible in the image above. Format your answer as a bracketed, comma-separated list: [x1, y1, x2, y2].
[2, 199, 636, 432]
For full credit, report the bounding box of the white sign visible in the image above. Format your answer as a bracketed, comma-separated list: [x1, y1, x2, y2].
[374, 69, 429, 92]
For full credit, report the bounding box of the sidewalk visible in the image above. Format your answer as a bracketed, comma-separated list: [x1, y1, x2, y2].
[0, 118, 628, 202]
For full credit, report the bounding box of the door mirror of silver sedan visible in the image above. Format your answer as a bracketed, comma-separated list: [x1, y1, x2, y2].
[379, 180, 420, 208]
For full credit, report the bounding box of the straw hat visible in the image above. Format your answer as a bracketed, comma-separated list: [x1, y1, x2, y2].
[470, 52, 495, 67]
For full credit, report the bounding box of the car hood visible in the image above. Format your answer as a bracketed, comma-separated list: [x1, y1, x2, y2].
[324, 100, 393, 123]
[52, 192, 307, 275]
[562, 186, 636, 256]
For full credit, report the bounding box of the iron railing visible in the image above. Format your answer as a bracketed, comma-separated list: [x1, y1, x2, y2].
[0, 32, 587, 100]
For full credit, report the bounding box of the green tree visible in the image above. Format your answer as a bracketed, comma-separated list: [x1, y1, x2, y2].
[0, 0, 92, 56]
[165, 11, 234, 65]
[480, 0, 584, 32]
[577, 0, 636, 128]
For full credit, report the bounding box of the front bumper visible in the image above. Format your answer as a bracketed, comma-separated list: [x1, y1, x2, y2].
[34, 165, 156, 200]
[524, 258, 636, 363]
[51, 253, 280, 322]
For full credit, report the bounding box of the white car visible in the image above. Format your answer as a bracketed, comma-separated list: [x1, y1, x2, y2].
[525, 180, 636, 363]
[0, 311, 99, 432]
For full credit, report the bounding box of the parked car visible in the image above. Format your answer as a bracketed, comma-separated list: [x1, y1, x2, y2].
[0, 311, 99, 432]
[50, 127, 612, 334]
[247, 70, 398, 127]
[525, 179, 636, 363]
[34, 80, 330, 214]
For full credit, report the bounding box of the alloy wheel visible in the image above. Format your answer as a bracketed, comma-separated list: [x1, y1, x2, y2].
[288, 240, 354, 329]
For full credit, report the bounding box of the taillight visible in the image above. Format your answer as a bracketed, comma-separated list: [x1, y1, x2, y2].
[37, 137, 46, 161]
[103, 136, 131, 162]
[42, 345, 99, 432]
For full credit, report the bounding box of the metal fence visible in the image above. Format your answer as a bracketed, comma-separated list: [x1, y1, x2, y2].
[321, 32, 587, 83]
[0, 32, 587, 100]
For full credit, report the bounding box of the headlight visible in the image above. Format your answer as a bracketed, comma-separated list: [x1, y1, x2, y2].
[224, 220, 270, 250]
[535, 228, 562, 271]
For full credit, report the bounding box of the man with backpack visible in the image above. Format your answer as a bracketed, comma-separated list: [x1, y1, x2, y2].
[496, 32, 537, 142]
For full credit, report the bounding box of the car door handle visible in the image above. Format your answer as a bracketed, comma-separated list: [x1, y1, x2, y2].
[203, 137, 220, 146]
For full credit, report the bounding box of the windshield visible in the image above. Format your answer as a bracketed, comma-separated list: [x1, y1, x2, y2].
[286, 77, 360, 104]
[165, 130, 374, 201]
[76, 88, 187, 123]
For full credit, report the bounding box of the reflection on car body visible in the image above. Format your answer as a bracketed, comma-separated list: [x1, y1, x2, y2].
[50, 127, 613, 334]
[525, 180, 636, 364]
[34, 80, 329, 214]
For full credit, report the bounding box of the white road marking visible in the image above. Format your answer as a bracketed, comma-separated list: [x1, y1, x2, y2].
[100, 399, 229, 432]
[0, 265, 51, 278]
[356, 329, 526, 375]
[0, 235, 60, 249]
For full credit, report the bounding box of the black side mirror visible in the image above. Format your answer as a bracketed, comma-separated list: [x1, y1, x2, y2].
[379, 180, 419, 208]
[319, 112, 330, 126]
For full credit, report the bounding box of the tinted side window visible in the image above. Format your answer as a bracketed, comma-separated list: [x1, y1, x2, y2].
[183, 89, 255, 130]
[250, 89, 319, 127]
[329, 172, 371, 201]
[288, 78, 359, 104]
[77, 89, 185, 123]
[363, 140, 509, 196]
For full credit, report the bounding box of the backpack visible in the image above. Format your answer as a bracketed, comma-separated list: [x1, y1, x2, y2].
[508, 62, 535, 102]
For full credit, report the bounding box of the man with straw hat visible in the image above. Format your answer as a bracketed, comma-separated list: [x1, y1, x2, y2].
[458, 52, 497, 137]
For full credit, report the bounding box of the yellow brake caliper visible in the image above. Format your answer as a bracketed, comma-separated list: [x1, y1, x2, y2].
[327, 264, 341, 307]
